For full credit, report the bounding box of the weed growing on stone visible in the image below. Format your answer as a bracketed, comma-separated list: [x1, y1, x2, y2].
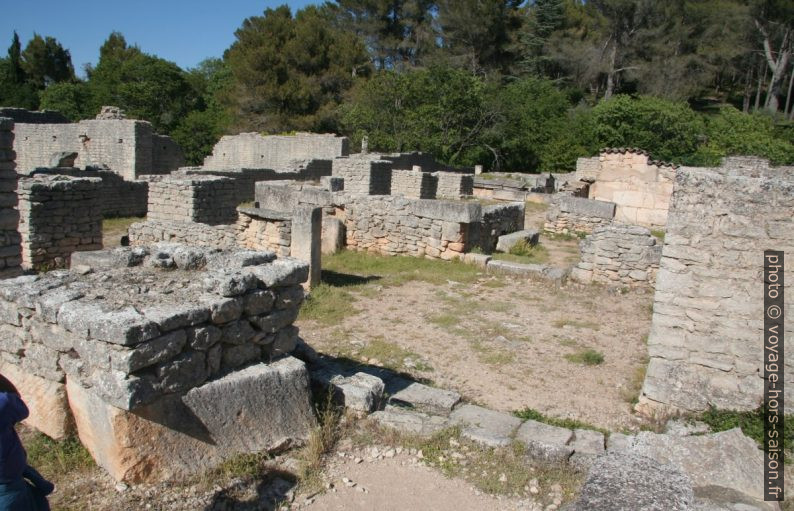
[564, 348, 605, 366]
[697, 406, 794, 462]
[513, 408, 610, 437]
[650, 229, 665, 241]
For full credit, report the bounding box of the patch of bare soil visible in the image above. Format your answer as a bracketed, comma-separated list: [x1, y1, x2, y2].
[298, 276, 653, 431]
[308, 450, 539, 511]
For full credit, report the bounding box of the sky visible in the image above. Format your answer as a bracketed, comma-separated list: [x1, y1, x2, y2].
[1, 0, 320, 76]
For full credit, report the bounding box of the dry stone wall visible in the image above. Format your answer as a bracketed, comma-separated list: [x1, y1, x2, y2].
[570, 224, 662, 287]
[30, 168, 148, 217]
[391, 170, 437, 199]
[544, 194, 616, 235]
[332, 155, 392, 195]
[639, 158, 794, 415]
[146, 175, 237, 225]
[17, 175, 102, 269]
[12, 116, 183, 179]
[436, 172, 474, 199]
[0, 118, 21, 278]
[0, 244, 314, 482]
[203, 132, 348, 170]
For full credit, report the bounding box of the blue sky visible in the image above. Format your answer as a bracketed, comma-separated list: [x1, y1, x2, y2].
[1, 1, 320, 76]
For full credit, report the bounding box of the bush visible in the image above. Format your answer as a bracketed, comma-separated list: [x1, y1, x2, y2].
[590, 95, 705, 164]
[694, 106, 794, 165]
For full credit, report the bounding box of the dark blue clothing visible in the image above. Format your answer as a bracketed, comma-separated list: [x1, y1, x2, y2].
[0, 393, 28, 483]
[0, 392, 51, 511]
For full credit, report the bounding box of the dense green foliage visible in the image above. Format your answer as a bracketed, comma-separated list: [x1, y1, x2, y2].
[2, 1, 793, 169]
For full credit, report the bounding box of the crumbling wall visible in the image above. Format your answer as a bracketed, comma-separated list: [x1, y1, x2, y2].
[30, 168, 148, 218]
[544, 194, 616, 235]
[574, 157, 600, 181]
[181, 159, 332, 203]
[584, 149, 675, 228]
[12, 115, 184, 178]
[332, 155, 392, 195]
[639, 158, 794, 415]
[203, 132, 348, 170]
[0, 244, 315, 481]
[151, 134, 185, 174]
[17, 175, 102, 269]
[391, 170, 437, 199]
[480, 203, 526, 252]
[0, 108, 69, 124]
[146, 175, 237, 225]
[237, 208, 293, 257]
[570, 224, 662, 287]
[0, 118, 21, 278]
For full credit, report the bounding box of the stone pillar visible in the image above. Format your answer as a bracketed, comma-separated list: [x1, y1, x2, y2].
[475, 165, 483, 175]
[290, 206, 322, 289]
[0, 118, 21, 278]
[17, 175, 103, 270]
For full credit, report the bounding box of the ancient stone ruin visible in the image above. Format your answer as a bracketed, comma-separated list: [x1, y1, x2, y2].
[638, 157, 794, 415]
[7, 106, 184, 179]
[0, 243, 316, 482]
[0, 118, 21, 278]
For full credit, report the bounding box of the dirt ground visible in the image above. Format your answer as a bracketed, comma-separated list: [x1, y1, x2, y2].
[298, 275, 652, 431]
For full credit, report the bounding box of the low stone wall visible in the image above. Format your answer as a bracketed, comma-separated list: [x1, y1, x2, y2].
[436, 172, 473, 199]
[0, 244, 315, 482]
[332, 155, 392, 195]
[481, 203, 526, 252]
[544, 194, 616, 235]
[146, 175, 237, 225]
[0, 118, 21, 278]
[570, 224, 662, 287]
[30, 168, 148, 218]
[130, 205, 322, 288]
[391, 170, 437, 199]
[181, 159, 332, 203]
[203, 132, 348, 170]
[17, 175, 103, 269]
[639, 158, 794, 415]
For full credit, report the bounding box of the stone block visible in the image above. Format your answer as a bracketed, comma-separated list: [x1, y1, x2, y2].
[449, 404, 522, 447]
[369, 406, 450, 438]
[312, 368, 385, 413]
[495, 229, 539, 253]
[68, 357, 315, 483]
[0, 361, 72, 440]
[290, 206, 322, 288]
[567, 453, 695, 511]
[515, 419, 574, 462]
[388, 382, 461, 416]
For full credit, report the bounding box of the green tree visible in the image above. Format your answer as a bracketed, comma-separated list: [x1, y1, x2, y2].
[341, 66, 495, 165]
[517, 0, 566, 76]
[436, 0, 524, 75]
[86, 33, 195, 133]
[224, 5, 371, 133]
[333, 0, 437, 69]
[20, 34, 75, 89]
[39, 81, 91, 121]
[0, 32, 39, 109]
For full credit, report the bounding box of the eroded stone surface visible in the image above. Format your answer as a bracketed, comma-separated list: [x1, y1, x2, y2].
[449, 404, 522, 447]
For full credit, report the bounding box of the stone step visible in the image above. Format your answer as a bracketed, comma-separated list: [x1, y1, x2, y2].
[448, 404, 522, 448]
[387, 382, 461, 416]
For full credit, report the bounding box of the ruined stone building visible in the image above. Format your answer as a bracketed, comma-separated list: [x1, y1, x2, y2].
[5, 106, 184, 179]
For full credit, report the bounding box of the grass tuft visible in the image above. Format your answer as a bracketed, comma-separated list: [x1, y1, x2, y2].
[24, 433, 94, 477]
[513, 408, 609, 436]
[564, 349, 604, 366]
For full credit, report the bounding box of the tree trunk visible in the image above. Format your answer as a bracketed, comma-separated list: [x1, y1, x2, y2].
[755, 61, 767, 112]
[785, 65, 794, 118]
[604, 39, 618, 100]
[743, 64, 754, 113]
[758, 22, 790, 114]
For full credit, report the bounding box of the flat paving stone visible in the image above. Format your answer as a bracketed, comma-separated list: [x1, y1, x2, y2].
[449, 404, 522, 447]
[515, 419, 574, 462]
[388, 382, 461, 416]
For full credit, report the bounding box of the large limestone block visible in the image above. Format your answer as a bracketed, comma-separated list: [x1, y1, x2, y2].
[67, 357, 316, 483]
[609, 428, 769, 508]
[0, 361, 72, 440]
[566, 453, 694, 511]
